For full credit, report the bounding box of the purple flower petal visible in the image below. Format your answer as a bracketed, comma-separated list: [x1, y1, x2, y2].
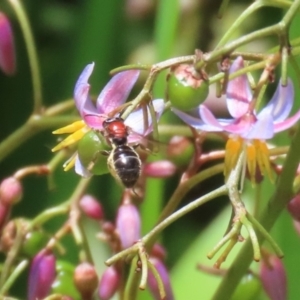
[83, 114, 106, 130]
[97, 70, 140, 115]
[226, 56, 252, 118]
[125, 99, 164, 138]
[172, 107, 223, 131]
[74, 63, 97, 118]
[243, 112, 274, 139]
[274, 109, 300, 133]
[259, 79, 294, 123]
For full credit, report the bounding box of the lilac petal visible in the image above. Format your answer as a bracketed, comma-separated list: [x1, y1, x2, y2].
[75, 156, 92, 178]
[97, 70, 140, 114]
[226, 56, 252, 118]
[274, 109, 300, 133]
[259, 79, 294, 122]
[199, 105, 225, 130]
[244, 112, 274, 139]
[74, 63, 97, 117]
[172, 107, 222, 131]
[125, 99, 164, 138]
[84, 114, 106, 130]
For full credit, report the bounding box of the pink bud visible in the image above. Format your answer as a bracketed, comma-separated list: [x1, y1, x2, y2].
[79, 195, 104, 220]
[260, 253, 287, 300]
[74, 262, 98, 299]
[287, 194, 300, 221]
[0, 177, 23, 205]
[116, 203, 140, 249]
[98, 266, 120, 300]
[143, 160, 176, 178]
[148, 257, 174, 300]
[28, 250, 56, 300]
[150, 244, 167, 261]
[0, 12, 16, 75]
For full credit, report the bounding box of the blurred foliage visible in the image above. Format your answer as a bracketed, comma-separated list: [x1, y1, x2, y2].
[1, 0, 300, 299]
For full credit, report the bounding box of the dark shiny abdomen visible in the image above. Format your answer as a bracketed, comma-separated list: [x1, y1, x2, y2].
[113, 145, 141, 188]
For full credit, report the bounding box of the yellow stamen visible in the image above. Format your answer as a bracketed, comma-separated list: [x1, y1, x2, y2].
[224, 136, 243, 180]
[254, 139, 273, 182]
[63, 152, 77, 171]
[52, 127, 89, 152]
[246, 142, 256, 184]
[52, 120, 85, 134]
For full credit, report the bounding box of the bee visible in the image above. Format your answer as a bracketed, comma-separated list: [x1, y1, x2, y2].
[102, 116, 141, 188]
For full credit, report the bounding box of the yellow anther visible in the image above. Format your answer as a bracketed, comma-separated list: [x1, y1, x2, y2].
[224, 136, 243, 179]
[63, 152, 77, 171]
[246, 142, 256, 184]
[52, 127, 89, 152]
[254, 140, 273, 182]
[52, 120, 85, 134]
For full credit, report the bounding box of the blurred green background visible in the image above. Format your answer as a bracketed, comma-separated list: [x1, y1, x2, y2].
[1, 0, 300, 299]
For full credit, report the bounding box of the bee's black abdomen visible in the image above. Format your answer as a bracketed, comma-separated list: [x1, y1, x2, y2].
[113, 145, 141, 188]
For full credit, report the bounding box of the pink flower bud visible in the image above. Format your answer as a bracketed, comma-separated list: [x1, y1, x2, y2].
[260, 253, 287, 300]
[74, 262, 98, 299]
[0, 12, 16, 75]
[116, 203, 140, 249]
[143, 160, 176, 178]
[148, 257, 174, 300]
[79, 195, 104, 220]
[150, 244, 167, 261]
[0, 177, 23, 205]
[287, 194, 300, 221]
[98, 266, 120, 300]
[28, 250, 56, 300]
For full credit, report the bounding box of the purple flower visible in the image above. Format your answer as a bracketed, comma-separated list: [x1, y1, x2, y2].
[52, 63, 164, 176]
[28, 250, 56, 300]
[173, 56, 300, 181]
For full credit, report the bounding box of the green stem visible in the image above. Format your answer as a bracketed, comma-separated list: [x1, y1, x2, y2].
[0, 260, 28, 296]
[8, 0, 43, 113]
[0, 115, 79, 163]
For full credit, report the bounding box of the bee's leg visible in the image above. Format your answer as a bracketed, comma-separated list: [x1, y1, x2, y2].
[87, 150, 110, 171]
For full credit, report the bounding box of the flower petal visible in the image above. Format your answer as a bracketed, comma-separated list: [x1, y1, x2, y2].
[125, 99, 164, 141]
[226, 56, 252, 118]
[274, 109, 300, 133]
[83, 114, 106, 130]
[74, 63, 97, 117]
[75, 156, 92, 178]
[172, 107, 222, 131]
[244, 112, 274, 139]
[258, 79, 294, 123]
[97, 70, 140, 115]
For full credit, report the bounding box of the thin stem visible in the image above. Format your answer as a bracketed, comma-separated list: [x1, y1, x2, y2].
[143, 185, 227, 246]
[8, 0, 43, 113]
[0, 260, 28, 296]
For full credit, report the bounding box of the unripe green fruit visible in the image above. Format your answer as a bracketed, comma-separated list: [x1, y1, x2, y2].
[77, 131, 110, 175]
[21, 230, 48, 257]
[167, 64, 209, 111]
[231, 273, 261, 300]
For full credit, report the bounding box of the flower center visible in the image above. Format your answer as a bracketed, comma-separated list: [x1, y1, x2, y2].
[224, 136, 273, 184]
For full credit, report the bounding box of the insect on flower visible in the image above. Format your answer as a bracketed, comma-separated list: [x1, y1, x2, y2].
[102, 116, 142, 188]
[52, 63, 165, 182]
